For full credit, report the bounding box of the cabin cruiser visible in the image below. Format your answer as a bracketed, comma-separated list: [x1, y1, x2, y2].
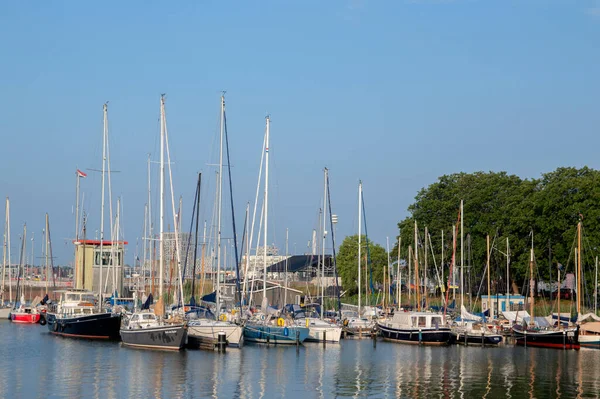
[377, 311, 452, 345]
[46, 290, 121, 340]
[341, 309, 375, 337]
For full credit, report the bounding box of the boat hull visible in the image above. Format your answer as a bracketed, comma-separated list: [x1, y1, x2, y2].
[453, 331, 503, 346]
[513, 326, 579, 349]
[243, 324, 310, 345]
[120, 324, 187, 350]
[378, 323, 453, 346]
[46, 312, 122, 340]
[305, 325, 343, 343]
[187, 322, 244, 348]
[579, 335, 600, 348]
[10, 311, 41, 324]
[0, 308, 11, 320]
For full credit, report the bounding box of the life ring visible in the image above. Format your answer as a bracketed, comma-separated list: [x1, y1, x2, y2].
[277, 317, 285, 327]
[259, 314, 266, 321]
[219, 314, 227, 322]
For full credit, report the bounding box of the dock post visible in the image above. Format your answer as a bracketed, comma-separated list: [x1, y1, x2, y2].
[217, 330, 227, 353]
[296, 330, 300, 353]
[481, 332, 485, 347]
[323, 331, 326, 347]
[563, 330, 566, 349]
[524, 330, 527, 348]
[419, 329, 422, 345]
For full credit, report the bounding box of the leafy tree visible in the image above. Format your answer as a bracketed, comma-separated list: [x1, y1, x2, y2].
[337, 235, 388, 297]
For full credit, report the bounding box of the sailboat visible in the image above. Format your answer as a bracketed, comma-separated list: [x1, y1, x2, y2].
[243, 116, 309, 345]
[512, 232, 579, 349]
[10, 224, 41, 324]
[0, 197, 12, 320]
[46, 104, 122, 339]
[120, 95, 186, 350]
[343, 181, 376, 337]
[187, 94, 243, 349]
[451, 203, 502, 346]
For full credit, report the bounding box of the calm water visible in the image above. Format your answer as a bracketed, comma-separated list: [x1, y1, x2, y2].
[1, 322, 600, 398]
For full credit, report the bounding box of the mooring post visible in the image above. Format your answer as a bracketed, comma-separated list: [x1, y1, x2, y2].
[218, 330, 226, 353]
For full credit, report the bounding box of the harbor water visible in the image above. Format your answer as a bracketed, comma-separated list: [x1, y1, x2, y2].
[1, 323, 600, 398]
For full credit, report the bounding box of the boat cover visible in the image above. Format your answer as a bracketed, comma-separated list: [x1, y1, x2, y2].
[501, 311, 530, 323]
[581, 321, 600, 333]
[578, 313, 600, 323]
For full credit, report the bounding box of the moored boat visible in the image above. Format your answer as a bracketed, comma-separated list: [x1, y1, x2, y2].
[10, 305, 41, 324]
[46, 290, 121, 340]
[579, 322, 600, 348]
[512, 323, 579, 349]
[377, 311, 452, 345]
[120, 310, 186, 350]
[452, 321, 503, 346]
[244, 319, 309, 345]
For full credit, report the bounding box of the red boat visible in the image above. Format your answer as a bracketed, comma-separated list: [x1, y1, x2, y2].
[10, 307, 41, 324]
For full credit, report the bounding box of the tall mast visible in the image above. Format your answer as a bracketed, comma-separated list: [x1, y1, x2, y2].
[2, 198, 7, 303]
[159, 95, 165, 306]
[386, 237, 390, 310]
[45, 214, 49, 292]
[99, 103, 108, 311]
[408, 244, 412, 306]
[216, 94, 225, 315]
[263, 116, 270, 303]
[357, 181, 362, 315]
[595, 256, 598, 315]
[424, 226, 428, 309]
[75, 170, 80, 284]
[284, 227, 289, 306]
[486, 234, 491, 318]
[414, 221, 420, 311]
[147, 154, 152, 294]
[460, 199, 464, 311]
[506, 237, 510, 313]
[321, 168, 327, 319]
[577, 220, 582, 315]
[529, 232, 535, 326]
[441, 230, 444, 306]
[396, 236, 401, 307]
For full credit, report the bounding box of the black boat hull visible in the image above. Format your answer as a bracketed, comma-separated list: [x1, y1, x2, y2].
[46, 312, 122, 340]
[120, 324, 187, 350]
[453, 331, 503, 346]
[378, 324, 452, 345]
[513, 326, 579, 349]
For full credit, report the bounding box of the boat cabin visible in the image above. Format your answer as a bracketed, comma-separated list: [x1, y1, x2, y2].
[389, 312, 445, 329]
[126, 311, 160, 329]
[54, 290, 98, 316]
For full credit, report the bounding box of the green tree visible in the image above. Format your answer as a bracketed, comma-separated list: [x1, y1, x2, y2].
[337, 235, 388, 297]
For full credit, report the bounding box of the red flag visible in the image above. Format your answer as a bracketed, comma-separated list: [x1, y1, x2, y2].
[77, 169, 87, 178]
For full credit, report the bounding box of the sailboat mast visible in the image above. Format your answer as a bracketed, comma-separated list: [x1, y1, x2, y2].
[75, 170, 80, 285]
[397, 236, 401, 307]
[357, 181, 362, 315]
[386, 237, 390, 310]
[414, 221, 420, 311]
[159, 95, 165, 305]
[147, 154, 152, 294]
[408, 244, 412, 306]
[460, 199, 464, 312]
[216, 94, 225, 315]
[284, 227, 289, 306]
[506, 237, 510, 313]
[45, 214, 49, 292]
[263, 116, 270, 302]
[321, 168, 327, 319]
[529, 232, 535, 326]
[486, 234, 491, 318]
[99, 103, 108, 312]
[2, 198, 7, 302]
[577, 221, 582, 315]
[424, 226, 428, 309]
[595, 256, 598, 315]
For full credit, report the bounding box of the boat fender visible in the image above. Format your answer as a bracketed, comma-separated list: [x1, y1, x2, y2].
[52, 321, 59, 332]
[284, 327, 289, 337]
[39, 315, 47, 326]
[277, 317, 285, 327]
[220, 314, 227, 322]
[60, 321, 66, 332]
[343, 319, 349, 327]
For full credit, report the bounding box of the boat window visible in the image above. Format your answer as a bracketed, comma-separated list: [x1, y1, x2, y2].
[131, 315, 139, 321]
[418, 317, 427, 327]
[431, 317, 442, 328]
[142, 314, 154, 320]
[411, 317, 417, 327]
[67, 294, 80, 301]
[82, 295, 96, 303]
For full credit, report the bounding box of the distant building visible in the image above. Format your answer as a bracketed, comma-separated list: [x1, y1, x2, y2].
[481, 294, 526, 315]
[74, 239, 127, 295]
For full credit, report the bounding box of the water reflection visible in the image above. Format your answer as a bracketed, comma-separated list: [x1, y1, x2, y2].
[4, 325, 600, 398]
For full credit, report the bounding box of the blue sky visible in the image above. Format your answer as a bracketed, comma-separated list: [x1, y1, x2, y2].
[0, 1, 599, 266]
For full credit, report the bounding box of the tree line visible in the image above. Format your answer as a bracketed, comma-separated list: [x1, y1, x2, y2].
[336, 167, 600, 301]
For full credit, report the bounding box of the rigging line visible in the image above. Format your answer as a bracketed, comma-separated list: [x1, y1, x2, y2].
[223, 110, 242, 307]
[181, 173, 200, 299]
[326, 171, 342, 312]
[360, 190, 375, 295]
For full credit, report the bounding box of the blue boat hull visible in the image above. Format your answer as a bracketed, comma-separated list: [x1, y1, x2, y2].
[243, 324, 309, 345]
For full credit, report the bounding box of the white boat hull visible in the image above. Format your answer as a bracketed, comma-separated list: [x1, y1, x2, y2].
[0, 308, 11, 320]
[306, 325, 342, 343]
[187, 321, 244, 348]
